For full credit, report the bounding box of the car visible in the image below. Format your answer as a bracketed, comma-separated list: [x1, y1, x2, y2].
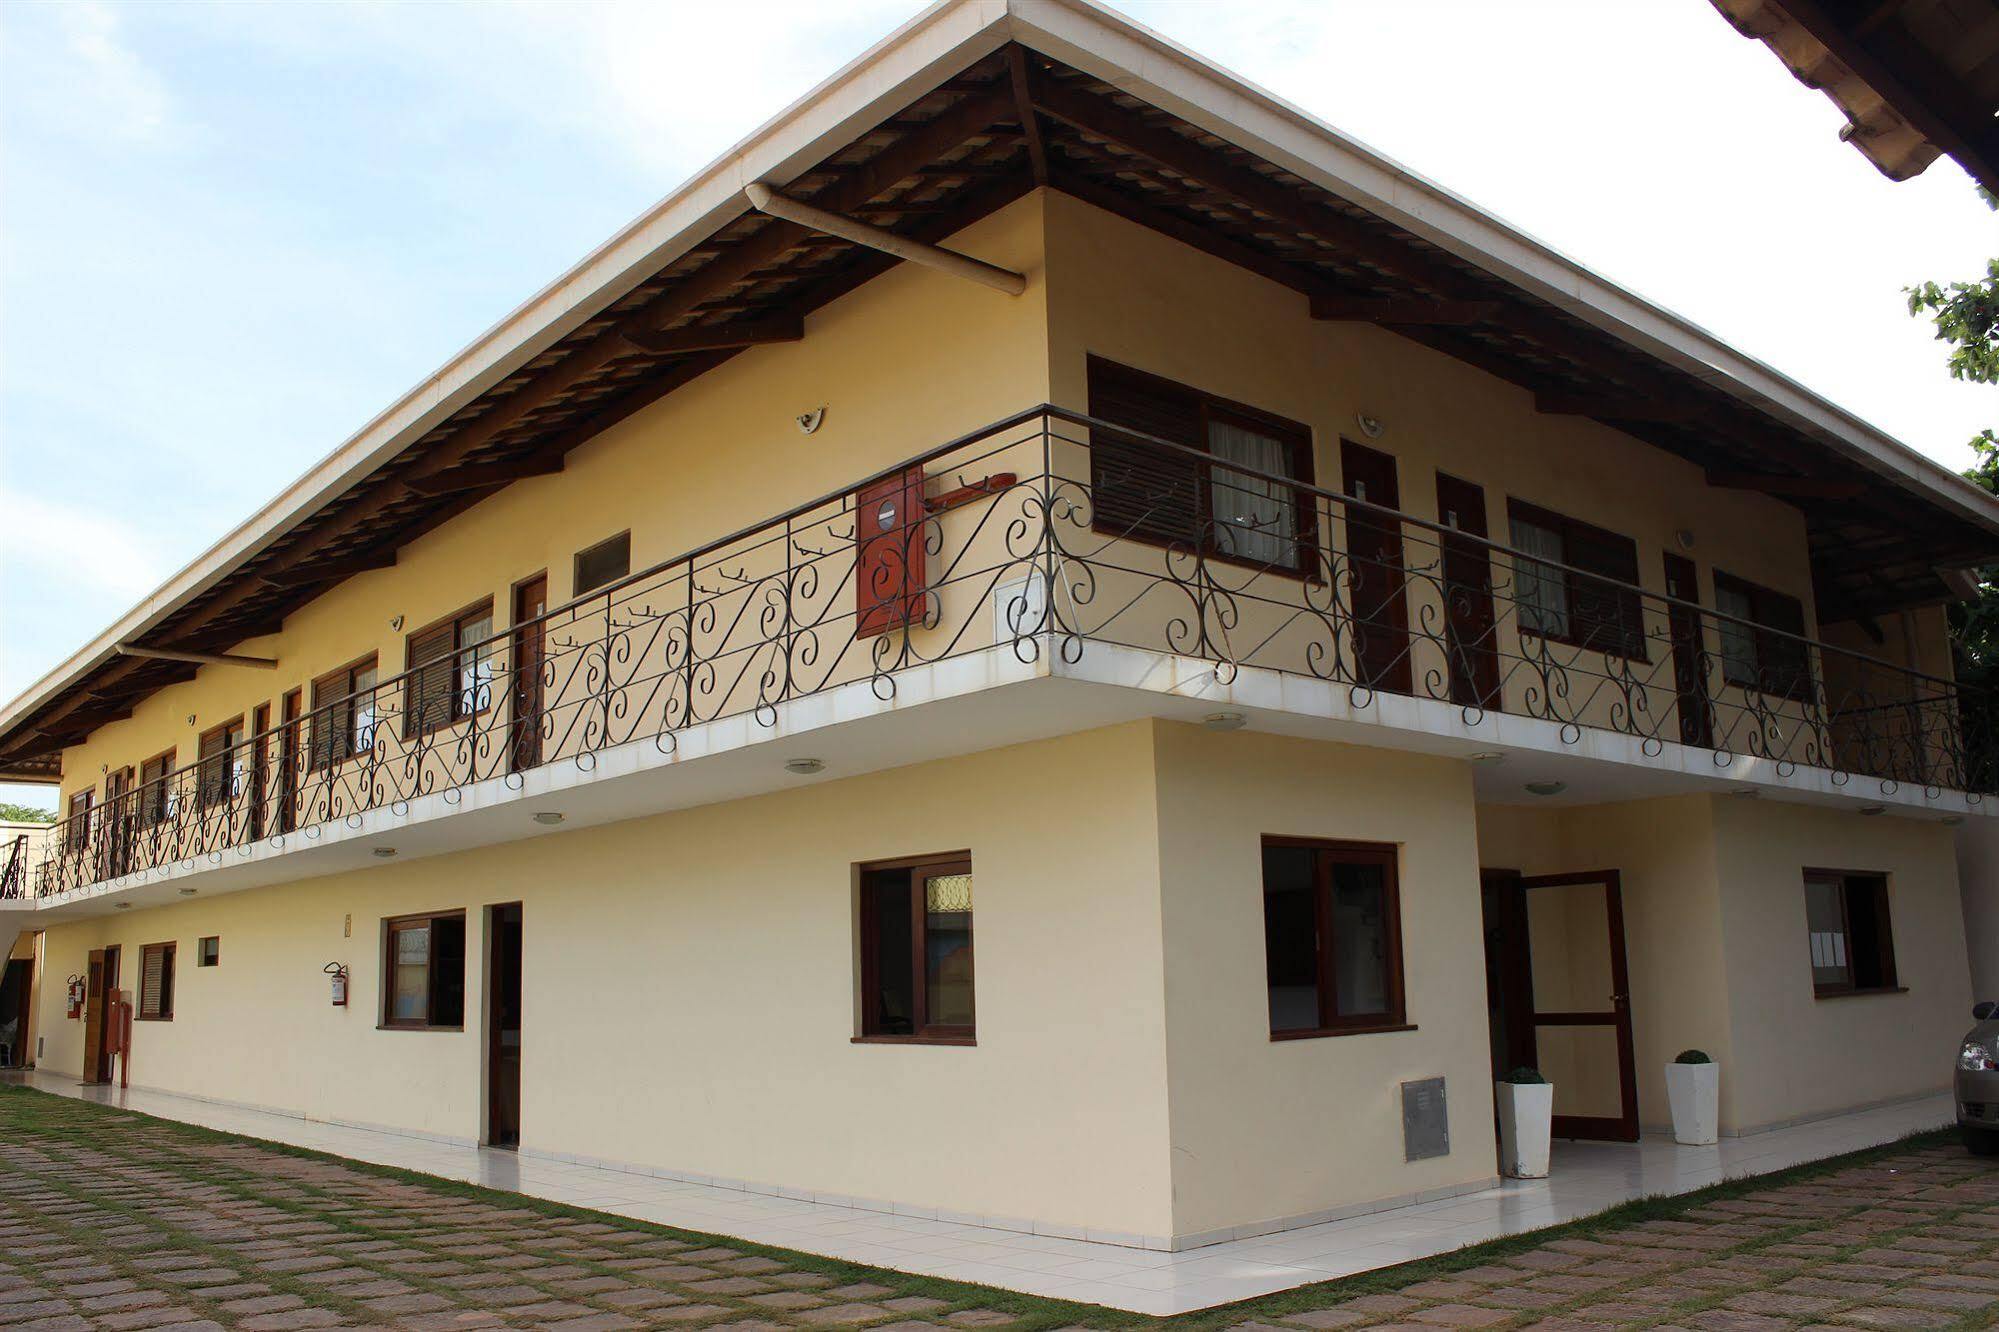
[1962, 1001, 1999, 1156]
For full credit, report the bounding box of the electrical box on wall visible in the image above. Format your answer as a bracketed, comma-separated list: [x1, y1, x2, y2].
[1401, 1076, 1449, 1161]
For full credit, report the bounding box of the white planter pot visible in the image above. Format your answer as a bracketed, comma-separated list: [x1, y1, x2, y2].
[1495, 1080, 1554, 1178]
[1666, 1061, 1720, 1145]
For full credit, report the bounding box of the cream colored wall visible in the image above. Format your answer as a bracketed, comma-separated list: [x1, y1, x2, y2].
[38, 722, 1180, 1238]
[1476, 797, 1732, 1131]
[54, 193, 1056, 815]
[1710, 797, 1971, 1130]
[1042, 190, 1821, 742]
[1150, 725, 1497, 1238]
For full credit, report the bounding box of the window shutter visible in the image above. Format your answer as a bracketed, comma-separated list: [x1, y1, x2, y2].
[311, 678, 349, 769]
[1563, 522, 1644, 657]
[141, 944, 172, 1019]
[406, 622, 457, 736]
[1087, 360, 1206, 549]
[198, 728, 229, 805]
[1755, 587, 1811, 699]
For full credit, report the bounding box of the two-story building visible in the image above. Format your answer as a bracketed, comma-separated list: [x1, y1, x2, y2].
[2, 0, 1994, 1256]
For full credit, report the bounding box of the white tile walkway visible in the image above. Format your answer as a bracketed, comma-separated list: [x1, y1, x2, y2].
[7, 1070, 1953, 1316]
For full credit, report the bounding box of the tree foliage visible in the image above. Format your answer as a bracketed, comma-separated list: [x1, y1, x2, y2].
[1907, 258, 1999, 387]
[0, 802, 55, 824]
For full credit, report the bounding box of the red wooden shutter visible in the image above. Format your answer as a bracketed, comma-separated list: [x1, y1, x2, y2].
[856, 467, 929, 638]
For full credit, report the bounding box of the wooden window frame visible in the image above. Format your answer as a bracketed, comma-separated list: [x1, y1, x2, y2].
[1802, 868, 1901, 999]
[197, 936, 220, 968]
[1713, 570, 1815, 702]
[64, 787, 95, 856]
[138, 941, 176, 1021]
[309, 655, 380, 771]
[573, 531, 632, 597]
[1085, 357, 1320, 579]
[855, 851, 976, 1046]
[1504, 499, 1649, 662]
[380, 909, 467, 1031]
[1261, 836, 1411, 1040]
[403, 598, 498, 740]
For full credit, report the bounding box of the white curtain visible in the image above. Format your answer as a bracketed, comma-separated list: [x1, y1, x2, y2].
[1209, 420, 1294, 566]
[1508, 517, 1570, 639]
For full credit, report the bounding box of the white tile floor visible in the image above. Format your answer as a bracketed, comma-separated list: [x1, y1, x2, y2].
[7, 1070, 1953, 1317]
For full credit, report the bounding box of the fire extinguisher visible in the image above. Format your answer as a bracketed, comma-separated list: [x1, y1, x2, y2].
[66, 974, 87, 1019]
[324, 962, 348, 1007]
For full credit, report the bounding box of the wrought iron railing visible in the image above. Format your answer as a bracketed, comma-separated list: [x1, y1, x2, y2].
[8, 406, 1990, 901]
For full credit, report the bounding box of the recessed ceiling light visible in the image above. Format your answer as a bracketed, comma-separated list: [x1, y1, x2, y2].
[1943, 815, 1966, 826]
[1524, 780, 1567, 798]
[785, 758, 825, 775]
[533, 812, 565, 826]
[372, 847, 399, 858]
[114, 902, 131, 910]
[1203, 712, 1247, 732]
[1729, 787, 1761, 799]
[1857, 804, 1887, 817]
[178, 887, 197, 896]
[1467, 751, 1504, 765]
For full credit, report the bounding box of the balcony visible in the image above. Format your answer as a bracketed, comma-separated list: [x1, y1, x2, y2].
[8, 406, 1990, 904]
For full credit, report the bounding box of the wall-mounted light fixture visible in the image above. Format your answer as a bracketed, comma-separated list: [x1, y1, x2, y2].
[1356, 413, 1385, 439]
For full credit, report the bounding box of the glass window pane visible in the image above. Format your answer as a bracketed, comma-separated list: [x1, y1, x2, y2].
[868, 873, 915, 1034]
[1209, 420, 1294, 566]
[1508, 518, 1570, 639]
[924, 871, 975, 1028]
[458, 616, 494, 715]
[1262, 844, 1319, 1032]
[1330, 860, 1390, 1017]
[1804, 878, 1850, 989]
[353, 667, 378, 752]
[391, 924, 429, 1021]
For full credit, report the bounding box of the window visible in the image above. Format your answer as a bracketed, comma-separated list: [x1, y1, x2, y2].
[1505, 501, 1646, 658]
[382, 911, 466, 1029]
[857, 853, 975, 1043]
[64, 788, 94, 855]
[1262, 837, 1406, 1037]
[197, 936, 220, 968]
[197, 718, 247, 807]
[1803, 870, 1898, 997]
[138, 749, 177, 828]
[1713, 572, 1813, 701]
[139, 942, 176, 1020]
[1087, 358, 1316, 573]
[310, 657, 379, 770]
[574, 531, 631, 596]
[405, 601, 496, 737]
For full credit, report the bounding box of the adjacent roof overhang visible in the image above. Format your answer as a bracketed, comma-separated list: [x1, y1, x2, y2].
[5, 0, 1997, 783]
[1712, 0, 1999, 194]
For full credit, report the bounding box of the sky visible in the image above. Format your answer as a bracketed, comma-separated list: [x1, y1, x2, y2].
[0, 0, 1993, 812]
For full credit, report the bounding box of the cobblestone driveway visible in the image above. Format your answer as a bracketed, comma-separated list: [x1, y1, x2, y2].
[0, 1089, 1995, 1331]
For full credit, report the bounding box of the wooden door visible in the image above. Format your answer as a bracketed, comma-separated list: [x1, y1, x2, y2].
[82, 949, 105, 1081]
[1663, 553, 1712, 749]
[1340, 441, 1411, 694]
[249, 703, 272, 841]
[102, 768, 134, 879]
[1517, 871, 1639, 1142]
[511, 576, 548, 773]
[486, 903, 524, 1147]
[1437, 474, 1500, 710]
[278, 690, 302, 834]
[856, 468, 929, 638]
